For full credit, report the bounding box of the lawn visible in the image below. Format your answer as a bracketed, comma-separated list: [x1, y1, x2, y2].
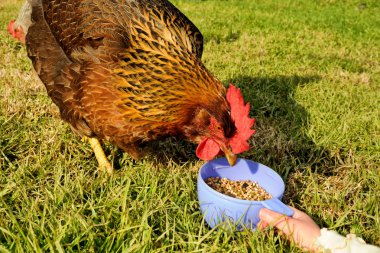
[0, 0, 379, 252]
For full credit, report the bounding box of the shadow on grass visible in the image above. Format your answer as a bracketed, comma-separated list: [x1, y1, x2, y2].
[108, 136, 199, 170]
[226, 74, 338, 202]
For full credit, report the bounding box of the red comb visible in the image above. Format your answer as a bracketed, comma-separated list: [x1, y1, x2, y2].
[227, 84, 255, 154]
[195, 84, 255, 161]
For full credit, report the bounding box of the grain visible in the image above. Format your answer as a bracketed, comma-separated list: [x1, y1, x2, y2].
[205, 177, 272, 201]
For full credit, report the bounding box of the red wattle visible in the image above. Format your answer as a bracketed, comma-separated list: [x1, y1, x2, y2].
[196, 138, 220, 161]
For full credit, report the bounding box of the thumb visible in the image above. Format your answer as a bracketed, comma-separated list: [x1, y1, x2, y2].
[259, 208, 291, 229]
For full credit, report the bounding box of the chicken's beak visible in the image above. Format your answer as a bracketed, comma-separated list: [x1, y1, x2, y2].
[221, 146, 237, 166]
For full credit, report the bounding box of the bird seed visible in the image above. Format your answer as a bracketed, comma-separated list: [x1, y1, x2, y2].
[205, 177, 272, 201]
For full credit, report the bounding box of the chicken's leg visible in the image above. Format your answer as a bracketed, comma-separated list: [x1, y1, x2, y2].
[85, 137, 113, 175]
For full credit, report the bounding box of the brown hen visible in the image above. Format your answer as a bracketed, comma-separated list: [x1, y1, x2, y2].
[21, 0, 255, 173]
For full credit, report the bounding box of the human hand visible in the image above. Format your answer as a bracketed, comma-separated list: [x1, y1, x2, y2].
[258, 207, 321, 251]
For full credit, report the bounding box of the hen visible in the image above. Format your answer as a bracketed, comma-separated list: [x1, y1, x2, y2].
[16, 0, 255, 173]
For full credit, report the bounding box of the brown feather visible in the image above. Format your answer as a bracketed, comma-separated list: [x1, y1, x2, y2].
[26, 0, 234, 159]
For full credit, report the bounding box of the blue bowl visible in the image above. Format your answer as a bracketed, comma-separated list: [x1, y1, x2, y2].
[197, 158, 294, 230]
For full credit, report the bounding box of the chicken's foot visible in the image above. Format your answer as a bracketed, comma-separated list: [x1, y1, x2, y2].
[85, 137, 113, 175]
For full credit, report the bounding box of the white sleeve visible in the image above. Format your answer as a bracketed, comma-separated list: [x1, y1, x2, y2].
[314, 228, 380, 253]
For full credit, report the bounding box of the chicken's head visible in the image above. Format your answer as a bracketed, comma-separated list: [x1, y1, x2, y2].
[8, 20, 26, 43]
[188, 84, 255, 166]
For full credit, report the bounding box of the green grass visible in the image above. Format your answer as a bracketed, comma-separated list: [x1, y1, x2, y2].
[1, 0, 379, 252]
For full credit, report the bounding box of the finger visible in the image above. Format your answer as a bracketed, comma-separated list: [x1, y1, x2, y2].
[260, 206, 305, 221]
[259, 208, 288, 224]
[259, 208, 294, 234]
[288, 206, 309, 219]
